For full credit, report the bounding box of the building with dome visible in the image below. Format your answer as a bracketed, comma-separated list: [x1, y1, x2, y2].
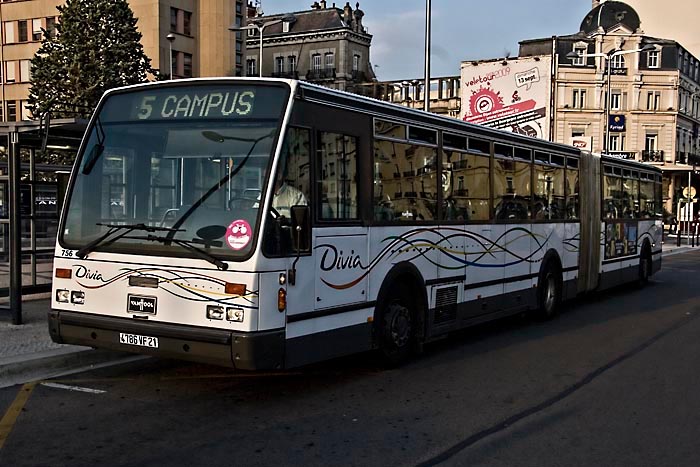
[518, 0, 700, 217]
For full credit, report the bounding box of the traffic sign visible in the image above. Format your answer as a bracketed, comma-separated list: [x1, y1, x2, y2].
[683, 186, 697, 199]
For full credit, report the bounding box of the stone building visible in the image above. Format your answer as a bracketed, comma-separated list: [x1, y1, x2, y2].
[624, 0, 700, 61]
[519, 0, 700, 216]
[0, 0, 246, 122]
[243, 1, 375, 90]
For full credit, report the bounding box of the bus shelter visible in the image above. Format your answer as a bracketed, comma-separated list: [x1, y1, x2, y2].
[0, 119, 86, 324]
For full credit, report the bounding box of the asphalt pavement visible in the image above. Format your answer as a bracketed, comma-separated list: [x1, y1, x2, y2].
[0, 239, 695, 389]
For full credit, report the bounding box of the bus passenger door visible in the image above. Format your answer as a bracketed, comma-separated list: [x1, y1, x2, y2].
[463, 224, 505, 315]
[313, 131, 368, 310]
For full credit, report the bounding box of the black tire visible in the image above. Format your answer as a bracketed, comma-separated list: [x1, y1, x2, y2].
[534, 261, 562, 320]
[638, 248, 652, 287]
[377, 287, 419, 366]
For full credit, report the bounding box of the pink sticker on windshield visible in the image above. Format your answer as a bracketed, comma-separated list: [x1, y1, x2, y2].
[226, 220, 252, 251]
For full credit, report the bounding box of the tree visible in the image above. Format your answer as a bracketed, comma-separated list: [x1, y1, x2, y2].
[28, 0, 160, 120]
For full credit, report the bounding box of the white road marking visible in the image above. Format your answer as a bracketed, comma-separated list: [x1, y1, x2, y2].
[40, 382, 106, 394]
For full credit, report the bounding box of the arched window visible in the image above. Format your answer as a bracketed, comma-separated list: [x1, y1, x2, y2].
[611, 54, 626, 69]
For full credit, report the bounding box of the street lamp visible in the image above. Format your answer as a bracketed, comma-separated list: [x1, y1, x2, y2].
[567, 44, 655, 154]
[424, 0, 431, 112]
[229, 15, 295, 78]
[166, 33, 176, 80]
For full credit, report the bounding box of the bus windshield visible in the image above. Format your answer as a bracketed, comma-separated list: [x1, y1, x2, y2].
[61, 82, 291, 259]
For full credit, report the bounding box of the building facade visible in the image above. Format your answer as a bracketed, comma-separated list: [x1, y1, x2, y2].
[346, 76, 461, 118]
[518, 0, 700, 215]
[0, 0, 246, 122]
[623, 0, 700, 61]
[243, 1, 375, 90]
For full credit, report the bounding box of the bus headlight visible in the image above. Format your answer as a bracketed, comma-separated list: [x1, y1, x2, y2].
[226, 307, 244, 322]
[206, 305, 224, 320]
[71, 291, 85, 305]
[56, 289, 70, 303]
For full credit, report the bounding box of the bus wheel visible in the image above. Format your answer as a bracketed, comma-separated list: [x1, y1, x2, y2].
[638, 249, 652, 287]
[535, 262, 562, 320]
[378, 293, 416, 366]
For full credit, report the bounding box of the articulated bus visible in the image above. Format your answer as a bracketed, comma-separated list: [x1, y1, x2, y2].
[49, 78, 663, 369]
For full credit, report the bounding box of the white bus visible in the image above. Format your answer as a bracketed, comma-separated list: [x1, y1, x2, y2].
[49, 78, 663, 369]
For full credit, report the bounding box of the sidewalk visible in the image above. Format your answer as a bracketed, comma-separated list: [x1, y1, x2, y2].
[0, 295, 136, 389]
[0, 240, 697, 388]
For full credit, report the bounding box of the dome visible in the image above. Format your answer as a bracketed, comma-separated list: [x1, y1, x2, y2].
[580, 1, 641, 34]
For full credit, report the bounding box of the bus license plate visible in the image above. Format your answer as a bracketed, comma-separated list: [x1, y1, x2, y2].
[119, 333, 159, 348]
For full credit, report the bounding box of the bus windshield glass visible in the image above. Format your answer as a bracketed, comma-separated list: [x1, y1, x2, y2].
[61, 82, 290, 259]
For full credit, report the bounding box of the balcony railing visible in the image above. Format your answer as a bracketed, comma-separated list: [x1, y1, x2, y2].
[607, 151, 637, 160]
[351, 70, 367, 82]
[642, 150, 664, 162]
[605, 67, 628, 76]
[271, 71, 299, 79]
[306, 68, 336, 81]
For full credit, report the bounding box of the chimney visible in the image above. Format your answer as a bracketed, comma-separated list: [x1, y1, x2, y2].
[311, 1, 320, 10]
[320, 0, 327, 8]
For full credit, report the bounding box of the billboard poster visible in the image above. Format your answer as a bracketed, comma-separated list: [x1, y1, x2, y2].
[570, 136, 593, 151]
[460, 56, 552, 140]
[605, 221, 638, 259]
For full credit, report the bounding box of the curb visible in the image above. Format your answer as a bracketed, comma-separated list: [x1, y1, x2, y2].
[0, 346, 146, 389]
[662, 246, 696, 257]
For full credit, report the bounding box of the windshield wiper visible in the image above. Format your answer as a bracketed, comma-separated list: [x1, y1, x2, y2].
[76, 223, 184, 259]
[129, 234, 229, 271]
[82, 116, 106, 175]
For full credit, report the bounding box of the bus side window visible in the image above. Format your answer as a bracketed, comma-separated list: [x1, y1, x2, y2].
[317, 132, 359, 221]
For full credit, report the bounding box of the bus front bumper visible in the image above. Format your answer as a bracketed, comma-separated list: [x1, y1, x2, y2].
[48, 310, 285, 371]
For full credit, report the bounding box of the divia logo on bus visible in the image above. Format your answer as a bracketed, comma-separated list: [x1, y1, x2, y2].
[74, 265, 109, 283]
[137, 91, 255, 120]
[317, 244, 367, 272]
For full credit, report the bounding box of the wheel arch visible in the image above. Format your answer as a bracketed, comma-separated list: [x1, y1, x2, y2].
[373, 261, 428, 343]
[539, 248, 563, 278]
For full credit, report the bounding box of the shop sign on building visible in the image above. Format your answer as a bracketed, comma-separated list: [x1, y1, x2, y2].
[608, 114, 626, 132]
[460, 56, 552, 140]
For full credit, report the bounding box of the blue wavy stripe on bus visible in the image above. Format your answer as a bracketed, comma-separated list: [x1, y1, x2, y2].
[318, 226, 580, 290]
[73, 266, 258, 306]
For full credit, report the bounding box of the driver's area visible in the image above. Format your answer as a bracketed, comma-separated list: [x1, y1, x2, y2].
[263, 127, 311, 257]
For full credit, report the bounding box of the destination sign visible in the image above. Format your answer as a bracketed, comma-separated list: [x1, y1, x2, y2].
[97, 84, 290, 123]
[136, 90, 255, 120]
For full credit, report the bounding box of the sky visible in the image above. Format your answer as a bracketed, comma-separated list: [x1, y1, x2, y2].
[264, 0, 594, 80]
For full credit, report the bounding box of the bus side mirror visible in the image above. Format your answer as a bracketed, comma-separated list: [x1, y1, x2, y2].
[289, 205, 310, 286]
[291, 205, 310, 251]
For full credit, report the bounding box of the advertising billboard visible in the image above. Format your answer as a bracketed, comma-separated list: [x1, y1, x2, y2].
[460, 56, 552, 140]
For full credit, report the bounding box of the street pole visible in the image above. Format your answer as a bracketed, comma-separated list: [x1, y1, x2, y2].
[688, 169, 692, 245]
[169, 42, 173, 79]
[258, 24, 263, 77]
[423, 0, 431, 112]
[166, 33, 175, 80]
[604, 55, 612, 154]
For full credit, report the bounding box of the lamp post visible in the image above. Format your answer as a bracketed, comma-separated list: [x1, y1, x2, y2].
[229, 15, 295, 78]
[166, 33, 176, 80]
[424, 0, 431, 112]
[567, 44, 655, 154]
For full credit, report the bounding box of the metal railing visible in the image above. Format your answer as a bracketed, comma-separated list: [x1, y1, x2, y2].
[306, 68, 336, 81]
[642, 150, 664, 162]
[271, 70, 299, 79]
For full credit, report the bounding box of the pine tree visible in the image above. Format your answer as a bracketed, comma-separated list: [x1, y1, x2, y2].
[28, 0, 159, 120]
